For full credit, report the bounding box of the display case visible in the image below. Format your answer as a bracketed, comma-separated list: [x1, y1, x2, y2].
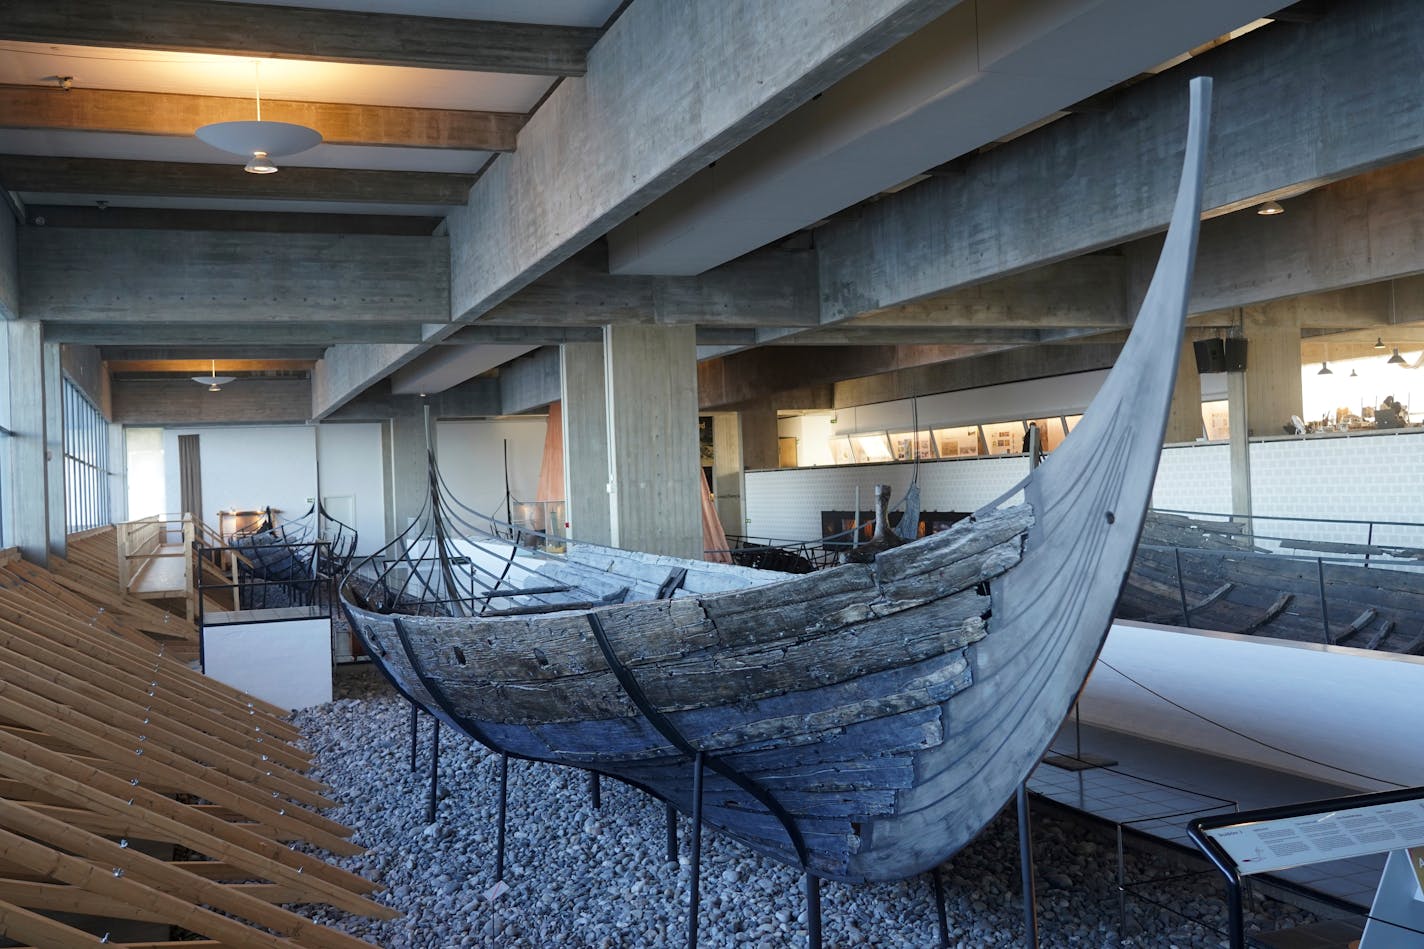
[850, 432, 894, 463]
[889, 430, 936, 461]
[932, 426, 982, 458]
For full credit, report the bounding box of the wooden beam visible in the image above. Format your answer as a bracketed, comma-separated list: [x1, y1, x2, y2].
[0, 85, 522, 151]
[47, 323, 424, 346]
[3, 0, 600, 76]
[0, 156, 474, 205]
[26, 205, 441, 236]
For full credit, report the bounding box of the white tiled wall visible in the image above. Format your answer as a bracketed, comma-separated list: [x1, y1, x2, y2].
[744, 429, 1424, 546]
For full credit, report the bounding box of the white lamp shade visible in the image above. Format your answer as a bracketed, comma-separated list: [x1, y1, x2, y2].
[196, 120, 322, 158]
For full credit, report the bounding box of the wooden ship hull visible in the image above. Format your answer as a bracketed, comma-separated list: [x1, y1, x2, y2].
[1119, 511, 1424, 654]
[340, 79, 1214, 885]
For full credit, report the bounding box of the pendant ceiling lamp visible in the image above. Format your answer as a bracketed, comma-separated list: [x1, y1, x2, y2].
[1387, 347, 1408, 366]
[193, 360, 236, 392]
[195, 62, 321, 174]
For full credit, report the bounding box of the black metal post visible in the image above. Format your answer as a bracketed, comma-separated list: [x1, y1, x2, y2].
[666, 802, 678, 863]
[424, 718, 440, 823]
[805, 872, 822, 949]
[1317, 557, 1331, 643]
[1016, 783, 1039, 949]
[932, 867, 949, 948]
[1174, 547, 1192, 627]
[495, 753, 509, 882]
[687, 751, 705, 949]
[588, 771, 602, 810]
[409, 704, 420, 773]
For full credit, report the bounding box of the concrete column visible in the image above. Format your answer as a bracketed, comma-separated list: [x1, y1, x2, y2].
[1226, 359, 1252, 525]
[384, 404, 431, 542]
[740, 407, 779, 472]
[711, 413, 744, 538]
[603, 325, 700, 559]
[1243, 303, 1303, 436]
[1164, 338, 1203, 444]
[560, 341, 611, 546]
[1, 322, 52, 563]
[44, 342, 65, 558]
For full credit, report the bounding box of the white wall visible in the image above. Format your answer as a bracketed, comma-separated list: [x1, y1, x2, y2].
[315, 422, 386, 555]
[435, 417, 548, 522]
[125, 426, 166, 519]
[162, 424, 317, 530]
[745, 428, 1424, 542]
[203, 618, 333, 709]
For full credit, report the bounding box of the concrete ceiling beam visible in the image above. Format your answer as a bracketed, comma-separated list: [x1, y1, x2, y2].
[605, 0, 1280, 277]
[0, 85, 523, 152]
[815, 0, 1424, 321]
[99, 345, 329, 360]
[0, 156, 475, 205]
[3, 0, 601, 76]
[44, 322, 423, 346]
[314, 0, 967, 417]
[477, 246, 819, 328]
[22, 228, 448, 324]
[23, 205, 441, 236]
[0, 211, 15, 320]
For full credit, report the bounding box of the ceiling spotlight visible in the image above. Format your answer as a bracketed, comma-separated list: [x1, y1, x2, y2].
[1387, 348, 1407, 366]
[195, 62, 320, 175]
[1375, 336, 1387, 350]
[1349, 368, 1358, 378]
[1317, 361, 1332, 375]
[1256, 200, 1285, 216]
[193, 359, 236, 391]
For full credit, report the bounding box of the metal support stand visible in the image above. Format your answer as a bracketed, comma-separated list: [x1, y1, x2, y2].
[588, 771, 601, 810]
[687, 751, 705, 949]
[409, 704, 419, 772]
[1016, 783, 1039, 949]
[805, 872, 822, 949]
[424, 718, 440, 824]
[932, 867, 949, 947]
[495, 754, 509, 882]
[665, 802, 678, 863]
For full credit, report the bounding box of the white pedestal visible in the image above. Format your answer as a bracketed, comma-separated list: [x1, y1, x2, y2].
[202, 618, 333, 710]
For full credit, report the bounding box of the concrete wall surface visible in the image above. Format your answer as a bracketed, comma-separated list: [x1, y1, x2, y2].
[436, 417, 547, 523]
[315, 422, 386, 555]
[162, 424, 318, 531]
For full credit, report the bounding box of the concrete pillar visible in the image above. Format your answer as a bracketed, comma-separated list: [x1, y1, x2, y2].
[1227, 358, 1252, 525]
[384, 403, 431, 542]
[603, 325, 700, 559]
[1164, 338, 1203, 444]
[1, 322, 52, 563]
[560, 341, 611, 546]
[44, 342, 65, 558]
[1243, 303, 1303, 436]
[740, 407, 779, 472]
[711, 413, 744, 538]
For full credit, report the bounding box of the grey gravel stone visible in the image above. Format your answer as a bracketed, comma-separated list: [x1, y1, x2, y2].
[288, 664, 1325, 948]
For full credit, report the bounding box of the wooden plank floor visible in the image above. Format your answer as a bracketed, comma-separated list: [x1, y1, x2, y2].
[0, 540, 395, 947]
[130, 544, 189, 598]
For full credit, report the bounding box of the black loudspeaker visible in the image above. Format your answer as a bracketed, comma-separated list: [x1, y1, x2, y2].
[1193, 338, 1248, 373]
[1223, 338, 1247, 372]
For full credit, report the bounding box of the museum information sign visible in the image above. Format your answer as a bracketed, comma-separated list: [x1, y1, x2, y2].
[1199, 798, 1424, 875]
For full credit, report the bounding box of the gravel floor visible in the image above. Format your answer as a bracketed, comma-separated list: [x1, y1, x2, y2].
[289, 665, 1322, 948]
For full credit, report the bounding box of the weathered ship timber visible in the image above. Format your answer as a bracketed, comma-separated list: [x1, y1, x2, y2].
[339, 79, 1213, 885]
[1119, 510, 1424, 654]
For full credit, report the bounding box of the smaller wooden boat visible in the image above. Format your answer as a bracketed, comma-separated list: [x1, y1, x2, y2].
[1119, 510, 1424, 654]
[340, 78, 1214, 885]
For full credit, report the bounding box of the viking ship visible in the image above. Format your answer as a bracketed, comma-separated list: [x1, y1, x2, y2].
[339, 78, 1212, 885]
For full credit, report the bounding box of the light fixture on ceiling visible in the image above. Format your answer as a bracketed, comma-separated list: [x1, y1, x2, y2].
[1387, 347, 1408, 366]
[1375, 336, 1387, 349]
[195, 61, 321, 174]
[1317, 361, 1332, 375]
[1349, 368, 1358, 378]
[1256, 200, 1285, 216]
[193, 360, 236, 392]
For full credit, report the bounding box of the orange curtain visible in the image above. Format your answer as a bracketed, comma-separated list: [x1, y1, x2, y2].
[701, 477, 733, 563]
[536, 402, 564, 502]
